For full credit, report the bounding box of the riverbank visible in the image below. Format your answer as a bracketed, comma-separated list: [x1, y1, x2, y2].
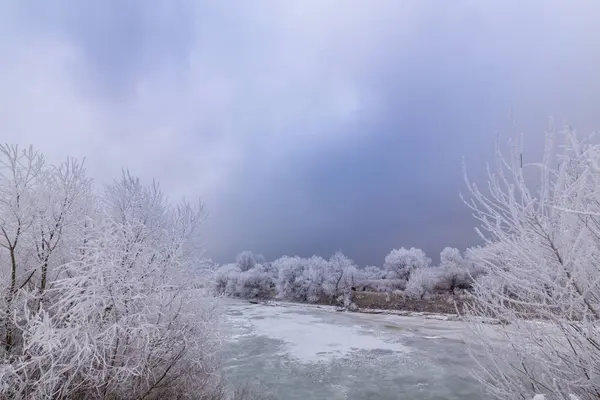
[352, 290, 469, 314]
[246, 297, 504, 326]
[246, 290, 476, 317]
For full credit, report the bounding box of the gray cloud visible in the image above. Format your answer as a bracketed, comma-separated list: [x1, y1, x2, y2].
[1, 1, 599, 266]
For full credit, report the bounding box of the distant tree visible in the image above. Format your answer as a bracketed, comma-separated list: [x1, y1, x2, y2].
[236, 265, 275, 299]
[440, 247, 463, 267]
[438, 247, 471, 293]
[274, 256, 310, 301]
[383, 247, 431, 280]
[361, 265, 386, 280]
[255, 253, 266, 264]
[236, 251, 258, 271]
[367, 279, 407, 292]
[462, 246, 488, 281]
[305, 255, 329, 303]
[405, 267, 438, 299]
[213, 263, 241, 295]
[323, 251, 357, 303]
[258, 260, 277, 278]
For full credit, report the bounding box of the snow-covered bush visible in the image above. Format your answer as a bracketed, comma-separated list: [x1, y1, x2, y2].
[220, 245, 481, 304]
[463, 128, 600, 399]
[322, 251, 357, 303]
[434, 247, 472, 293]
[218, 251, 361, 305]
[405, 267, 439, 298]
[214, 263, 242, 295]
[363, 265, 386, 279]
[235, 251, 262, 272]
[384, 247, 431, 280]
[305, 255, 329, 303]
[0, 145, 224, 399]
[213, 261, 275, 299]
[354, 265, 398, 292]
[274, 256, 311, 301]
[235, 265, 276, 298]
[364, 278, 407, 292]
[461, 246, 488, 286]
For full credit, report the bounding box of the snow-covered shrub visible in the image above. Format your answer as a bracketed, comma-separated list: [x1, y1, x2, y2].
[363, 265, 387, 279]
[235, 265, 276, 299]
[463, 128, 600, 399]
[235, 251, 261, 272]
[213, 263, 241, 295]
[213, 261, 275, 299]
[259, 261, 278, 277]
[463, 246, 488, 280]
[354, 265, 386, 288]
[220, 252, 361, 304]
[274, 256, 310, 301]
[405, 267, 439, 299]
[322, 252, 357, 304]
[359, 278, 406, 292]
[0, 145, 224, 399]
[305, 255, 329, 303]
[434, 247, 473, 293]
[384, 247, 431, 280]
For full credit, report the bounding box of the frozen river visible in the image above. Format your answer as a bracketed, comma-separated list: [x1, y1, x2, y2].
[220, 299, 490, 399]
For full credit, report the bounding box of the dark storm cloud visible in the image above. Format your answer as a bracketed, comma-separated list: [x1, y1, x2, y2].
[1, 1, 599, 266]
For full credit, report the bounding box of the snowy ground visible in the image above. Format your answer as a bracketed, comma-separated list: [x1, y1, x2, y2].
[220, 299, 491, 399]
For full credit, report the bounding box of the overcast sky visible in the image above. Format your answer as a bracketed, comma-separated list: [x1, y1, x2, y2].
[1, 1, 599, 266]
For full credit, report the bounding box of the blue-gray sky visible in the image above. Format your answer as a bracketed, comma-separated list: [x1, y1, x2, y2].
[1, 1, 600, 266]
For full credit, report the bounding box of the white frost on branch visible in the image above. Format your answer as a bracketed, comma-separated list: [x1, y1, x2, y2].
[0, 146, 225, 399]
[383, 247, 431, 280]
[463, 126, 600, 399]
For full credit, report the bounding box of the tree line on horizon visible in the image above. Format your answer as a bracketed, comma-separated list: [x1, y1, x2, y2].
[213, 245, 487, 306]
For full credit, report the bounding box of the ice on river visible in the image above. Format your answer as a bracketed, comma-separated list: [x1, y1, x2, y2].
[220, 299, 489, 400]
[226, 302, 411, 363]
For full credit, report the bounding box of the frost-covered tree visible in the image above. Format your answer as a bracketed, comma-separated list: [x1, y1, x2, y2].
[353, 265, 387, 291]
[462, 246, 488, 278]
[235, 264, 276, 298]
[213, 263, 241, 295]
[305, 255, 329, 303]
[367, 279, 407, 293]
[323, 251, 357, 304]
[31, 157, 93, 308]
[0, 146, 46, 352]
[405, 267, 439, 299]
[463, 127, 600, 399]
[440, 247, 464, 268]
[235, 250, 259, 272]
[274, 256, 310, 301]
[214, 252, 273, 298]
[383, 247, 431, 280]
[0, 146, 225, 399]
[219, 251, 362, 304]
[361, 265, 386, 280]
[438, 247, 472, 293]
